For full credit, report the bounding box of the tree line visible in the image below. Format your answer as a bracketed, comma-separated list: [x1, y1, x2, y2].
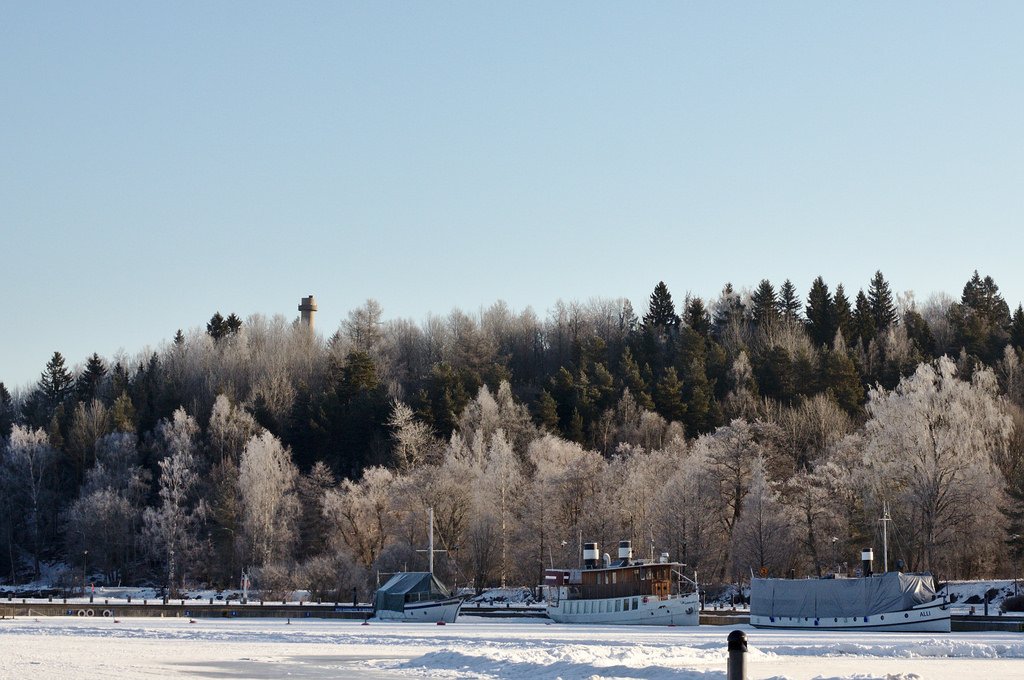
[1, 270, 1023, 597]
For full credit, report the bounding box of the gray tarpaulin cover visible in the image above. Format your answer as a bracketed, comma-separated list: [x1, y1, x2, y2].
[750, 572, 937, 618]
[373, 572, 452, 613]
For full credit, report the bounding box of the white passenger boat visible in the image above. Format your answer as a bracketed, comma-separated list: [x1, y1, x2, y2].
[544, 541, 700, 625]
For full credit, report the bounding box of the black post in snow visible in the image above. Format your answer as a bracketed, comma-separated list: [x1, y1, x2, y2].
[727, 629, 747, 680]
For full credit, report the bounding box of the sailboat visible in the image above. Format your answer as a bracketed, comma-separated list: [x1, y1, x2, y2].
[749, 504, 950, 632]
[371, 508, 463, 623]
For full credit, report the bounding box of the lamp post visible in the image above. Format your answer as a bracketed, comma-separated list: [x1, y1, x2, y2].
[82, 550, 88, 597]
[1011, 535, 1020, 598]
[831, 537, 838, 575]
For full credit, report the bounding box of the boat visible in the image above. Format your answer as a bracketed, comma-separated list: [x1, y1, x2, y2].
[749, 508, 950, 632]
[543, 540, 700, 625]
[371, 508, 463, 623]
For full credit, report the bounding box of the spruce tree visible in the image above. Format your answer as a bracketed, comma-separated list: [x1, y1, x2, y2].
[0, 382, 13, 438]
[821, 335, 863, 413]
[852, 290, 876, 344]
[38, 351, 73, 411]
[684, 296, 712, 337]
[778, 279, 801, 321]
[805, 276, 834, 347]
[750, 280, 779, 328]
[832, 284, 853, 343]
[1011, 305, 1024, 350]
[75, 353, 107, 403]
[225, 313, 243, 336]
[207, 312, 227, 341]
[173, 329, 185, 346]
[867, 270, 897, 330]
[643, 281, 680, 329]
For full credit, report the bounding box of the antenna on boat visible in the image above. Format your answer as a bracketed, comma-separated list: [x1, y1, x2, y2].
[880, 502, 893, 573]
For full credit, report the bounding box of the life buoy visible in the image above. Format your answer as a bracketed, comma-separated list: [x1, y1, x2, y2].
[642, 597, 648, 604]
[77, 609, 86, 617]
[102, 610, 112, 618]
[86, 609, 95, 617]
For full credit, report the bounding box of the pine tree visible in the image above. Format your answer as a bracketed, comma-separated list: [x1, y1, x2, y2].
[536, 390, 560, 433]
[903, 309, 936, 359]
[821, 334, 863, 412]
[173, 329, 185, 346]
[619, 347, 654, 410]
[778, 279, 801, 321]
[111, 392, 136, 433]
[867, 270, 897, 331]
[750, 280, 779, 328]
[75, 353, 107, 403]
[805, 276, 834, 347]
[642, 281, 680, 329]
[654, 367, 687, 423]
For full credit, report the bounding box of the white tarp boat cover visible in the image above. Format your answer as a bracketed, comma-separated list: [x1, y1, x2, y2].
[750, 572, 938, 618]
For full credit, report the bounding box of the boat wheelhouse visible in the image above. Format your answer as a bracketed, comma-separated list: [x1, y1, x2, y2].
[544, 541, 699, 625]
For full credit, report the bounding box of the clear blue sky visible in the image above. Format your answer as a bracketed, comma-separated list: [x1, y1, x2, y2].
[3, 2, 1023, 390]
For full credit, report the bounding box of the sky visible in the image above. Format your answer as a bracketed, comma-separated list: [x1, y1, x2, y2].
[2, 2, 1023, 390]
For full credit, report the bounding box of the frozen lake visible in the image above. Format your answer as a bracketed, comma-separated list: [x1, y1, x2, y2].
[1, 616, 1023, 679]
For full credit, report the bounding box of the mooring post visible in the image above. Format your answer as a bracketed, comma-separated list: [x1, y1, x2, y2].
[727, 629, 747, 680]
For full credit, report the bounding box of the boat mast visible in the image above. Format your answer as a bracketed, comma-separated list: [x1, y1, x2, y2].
[880, 502, 892, 573]
[429, 506, 435, 576]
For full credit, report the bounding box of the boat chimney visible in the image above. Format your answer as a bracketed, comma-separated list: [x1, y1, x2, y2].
[618, 540, 633, 562]
[861, 548, 874, 577]
[659, 552, 670, 564]
[583, 542, 599, 569]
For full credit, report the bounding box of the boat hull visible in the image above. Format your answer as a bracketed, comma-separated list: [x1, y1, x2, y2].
[374, 597, 462, 623]
[547, 592, 699, 625]
[749, 600, 950, 633]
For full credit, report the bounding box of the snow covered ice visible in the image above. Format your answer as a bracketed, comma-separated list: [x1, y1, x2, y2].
[2, 616, 1023, 679]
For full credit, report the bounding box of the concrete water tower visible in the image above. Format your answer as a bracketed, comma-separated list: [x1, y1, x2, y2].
[298, 295, 318, 333]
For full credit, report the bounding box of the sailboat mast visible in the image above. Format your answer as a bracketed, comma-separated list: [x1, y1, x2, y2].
[881, 502, 891, 573]
[429, 506, 434, 577]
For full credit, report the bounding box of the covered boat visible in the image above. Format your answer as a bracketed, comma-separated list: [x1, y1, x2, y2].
[372, 571, 462, 623]
[750, 571, 949, 632]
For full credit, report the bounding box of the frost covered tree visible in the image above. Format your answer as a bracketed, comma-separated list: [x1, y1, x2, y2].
[389, 400, 440, 471]
[64, 433, 149, 583]
[862, 357, 1012, 575]
[3, 425, 58, 577]
[475, 429, 523, 587]
[208, 394, 260, 464]
[323, 466, 399, 569]
[238, 431, 300, 567]
[143, 408, 207, 596]
[732, 457, 795, 577]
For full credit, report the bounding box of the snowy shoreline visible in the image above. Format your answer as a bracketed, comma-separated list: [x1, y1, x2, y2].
[3, 616, 1024, 679]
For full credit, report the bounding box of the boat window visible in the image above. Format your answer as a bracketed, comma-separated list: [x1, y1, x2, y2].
[633, 598, 639, 610]
[615, 600, 622, 612]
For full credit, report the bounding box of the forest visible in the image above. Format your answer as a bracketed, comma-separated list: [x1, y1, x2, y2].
[2, 270, 1024, 599]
